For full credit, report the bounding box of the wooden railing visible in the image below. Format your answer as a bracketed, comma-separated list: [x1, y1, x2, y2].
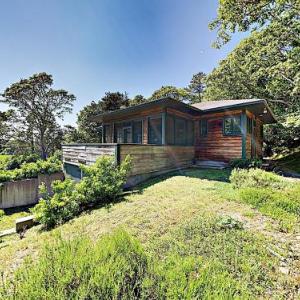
[62, 143, 117, 166]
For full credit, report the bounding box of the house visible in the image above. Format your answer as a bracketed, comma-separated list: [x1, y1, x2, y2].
[62, 97, 276, 186]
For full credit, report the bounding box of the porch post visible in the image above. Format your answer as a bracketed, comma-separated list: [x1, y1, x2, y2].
[162, 110, 166, 145]
[101, 124, 104, 143]
[241, 110, 247, 159]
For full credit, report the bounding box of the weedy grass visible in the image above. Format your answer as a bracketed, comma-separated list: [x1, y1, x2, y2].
[0, 168, 297, 298]
[228, 168, 300, 232]
[0, 216, 285, 299]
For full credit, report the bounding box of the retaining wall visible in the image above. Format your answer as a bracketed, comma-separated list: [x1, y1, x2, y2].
[0, 172, 64, 209]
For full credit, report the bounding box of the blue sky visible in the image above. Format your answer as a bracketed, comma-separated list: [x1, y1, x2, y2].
[0, 0, 246, 125]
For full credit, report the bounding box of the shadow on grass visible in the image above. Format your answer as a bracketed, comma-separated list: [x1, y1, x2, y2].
[136, 167, 233, 191]
[3, 205, 33, 216]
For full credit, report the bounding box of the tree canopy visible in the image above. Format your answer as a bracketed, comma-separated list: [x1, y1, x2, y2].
[149, 85, 191, 102]
[1, 73, 75, 158]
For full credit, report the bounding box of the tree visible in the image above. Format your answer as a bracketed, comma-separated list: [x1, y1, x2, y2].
[210, 0, 300, 48]
[77, 101, 103, 143]
[0, 110, 14, 152]
[101, 92, 129, 111]
[1, 73, 75, 159]
[204, 23, 300, 115]
[186, 72, 206, 103]
[77, 91, 130, 142]
[129, 95, 148, 106]
[62, 125, 83, 144]
[150, 86, 191, 102]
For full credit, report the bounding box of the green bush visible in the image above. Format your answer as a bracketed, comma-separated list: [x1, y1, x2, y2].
[32, 156, 131, 228]
[229, 158, 262, 169]
[4, 153, 40, 171]
[230, 168, 287, 189]
[1, 230, 149, 299]
[0, 210, 4, 219]
[32, 180, 79, 229]
[77, 155, 131, 205]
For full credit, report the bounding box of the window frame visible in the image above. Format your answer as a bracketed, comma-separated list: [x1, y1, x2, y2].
[148, 114, 163, 145]
[199, 119, 208, 137]
[223, 115, 242, 136]
[113, 118, 144, 144]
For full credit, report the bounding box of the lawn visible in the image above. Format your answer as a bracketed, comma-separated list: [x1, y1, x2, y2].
[0, 207, 30, 232]
[0, 168, 299, 298]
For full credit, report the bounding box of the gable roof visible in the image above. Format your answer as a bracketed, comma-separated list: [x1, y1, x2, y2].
[192, 99, 276, 123]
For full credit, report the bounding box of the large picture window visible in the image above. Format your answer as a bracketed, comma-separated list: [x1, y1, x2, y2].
[148, 116, 162, 144]
[223, 116, 241, 135]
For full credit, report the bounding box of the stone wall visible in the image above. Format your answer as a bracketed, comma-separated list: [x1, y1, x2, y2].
[0, 172, 64, 209]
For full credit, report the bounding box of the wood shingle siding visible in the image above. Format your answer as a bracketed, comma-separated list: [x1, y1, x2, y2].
[195, 112, 242, 161]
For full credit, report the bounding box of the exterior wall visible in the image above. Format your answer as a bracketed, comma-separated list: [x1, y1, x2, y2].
[0, 172, 64, 209]
[119, 144, 194, 176]
[195, 110, 243, 161]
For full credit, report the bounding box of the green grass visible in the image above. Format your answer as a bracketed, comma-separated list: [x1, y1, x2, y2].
[274, 148, 300, 174]
[0, 208, 30, 231]
[0, 168, 298, 298]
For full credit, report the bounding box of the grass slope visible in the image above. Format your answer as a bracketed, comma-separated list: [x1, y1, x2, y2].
[0, 168, 299, 298]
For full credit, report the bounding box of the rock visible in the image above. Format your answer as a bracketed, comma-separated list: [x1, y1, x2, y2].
[15, 215, 35, 233]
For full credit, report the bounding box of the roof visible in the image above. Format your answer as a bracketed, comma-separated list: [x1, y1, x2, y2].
[90, 97, 203, 122]
[192, 99, 276, 124]
[90, 97, 276, 124]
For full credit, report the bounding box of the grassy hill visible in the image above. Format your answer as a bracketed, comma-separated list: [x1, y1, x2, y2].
[0, 168, 299, 298]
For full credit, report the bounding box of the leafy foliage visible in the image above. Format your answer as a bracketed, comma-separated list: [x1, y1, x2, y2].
[32, 156, 131, 228]
[76, 92, 130, 143]
[210, 0, 300, 48]
[229, 158, 262, 169]
[129, 94, 149, 106]
[0, 210, 4, 219]
[1, 73, 75, 158]
[0, 155, 62, 183]
[186, 72, 206, 103]
[149, 86, 191, 102]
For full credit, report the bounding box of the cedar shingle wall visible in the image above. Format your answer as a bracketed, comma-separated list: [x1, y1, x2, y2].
[195, 111, 242, 162]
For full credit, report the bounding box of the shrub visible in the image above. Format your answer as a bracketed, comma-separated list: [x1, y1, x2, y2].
[77, 155, 131, 205]
[229, 158, 262, 169]
[32, 156, 131, 228]
[32, 180, 79, 229]
[1, 230, 149, 299]
[0, 156, 62, 183]
[230, 168, 287, 189]
[0, 210, 4, 219]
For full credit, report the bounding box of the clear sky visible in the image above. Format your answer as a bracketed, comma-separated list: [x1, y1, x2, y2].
[0, 0, 246, 125]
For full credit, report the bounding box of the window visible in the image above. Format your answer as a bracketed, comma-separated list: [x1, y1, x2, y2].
[175, 118, 186, 145]
[148, 116, 162, 144]
[103, 124, 111, 143]
[223, 116, 241, 135]
[133, 120, 143, 144]
[64, 163, 81, 179]
[166, 115, 175, 145]
[186, 120, 194, 145]
[247, 117, 252, 134]
[199, 119, 208, 136]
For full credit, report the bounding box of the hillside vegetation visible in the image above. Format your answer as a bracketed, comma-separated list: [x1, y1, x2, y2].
[0, 168, 299, 299]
